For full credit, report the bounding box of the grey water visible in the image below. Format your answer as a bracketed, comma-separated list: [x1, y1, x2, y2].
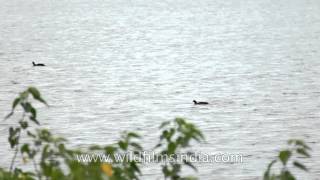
[0, 0, 320, 179]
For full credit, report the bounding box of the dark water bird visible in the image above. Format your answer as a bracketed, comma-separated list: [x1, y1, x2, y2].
[32, 61, 45, 66]
[193, 100, 209, 105]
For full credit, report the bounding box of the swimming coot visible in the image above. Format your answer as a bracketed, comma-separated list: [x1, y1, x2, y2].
[193, 100, 209, 105]
[32, 61, 45, 66]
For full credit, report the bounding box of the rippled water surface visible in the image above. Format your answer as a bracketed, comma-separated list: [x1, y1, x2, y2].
[1, 0, 320, 179]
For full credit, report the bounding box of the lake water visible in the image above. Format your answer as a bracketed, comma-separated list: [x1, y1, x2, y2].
[0, 0, 320, 179]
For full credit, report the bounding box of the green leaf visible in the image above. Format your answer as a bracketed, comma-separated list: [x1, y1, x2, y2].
[172, 163, 181, 174]
[263, 160, 277, 180]
[161, 130, 172, 141]
[28, 87, 47, 105]
[89, 145, 102, 151]
[288, 139, 311, 150]
[296, 148, 310, 158]
[12, 97, 21, 110]
[183, 159, 197, 171]
[104, 146, 117, 155]
[193, 129, 205, 140]
[20, 91, 29, 100]
[30, 106, 36, 119]
[9, 127, 14, 136]
[130, 142, 143, 151]
[168, 128, 175, 140]
[54, 137, 67, 143]
[154, 143, 162, 149]
[127, 132, 140, 139]
[293, 161, 308, 171]
[4, 112, 13, 120]
[8, 128, 20, 148]
[159, 121, 170, 129]
[279, 150, 291, 165]
[183, 176, 198, 180]
[130, 161, 141, 174]
[295, 140, 311, 150]
[27, 131, 36, 138]
[168, 142, 176, 154]
[58, 144, 66, 153]
[118, 141, 128, 150]
[280, 170, 295, 180]
[21, 144, 30, 154]
[22, 102, 32, 113]
[28, 87, 40, 98]
[175, 118, 186, 126]
[19, 121, 28, 129]
[30, 117, 40, 125]
[162, 166, 170, 177]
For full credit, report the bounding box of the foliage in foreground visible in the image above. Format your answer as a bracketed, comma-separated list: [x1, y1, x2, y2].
[263, 139, 311, 180]
[0, 87, 312, 180]
[1, 87, 203, 180]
